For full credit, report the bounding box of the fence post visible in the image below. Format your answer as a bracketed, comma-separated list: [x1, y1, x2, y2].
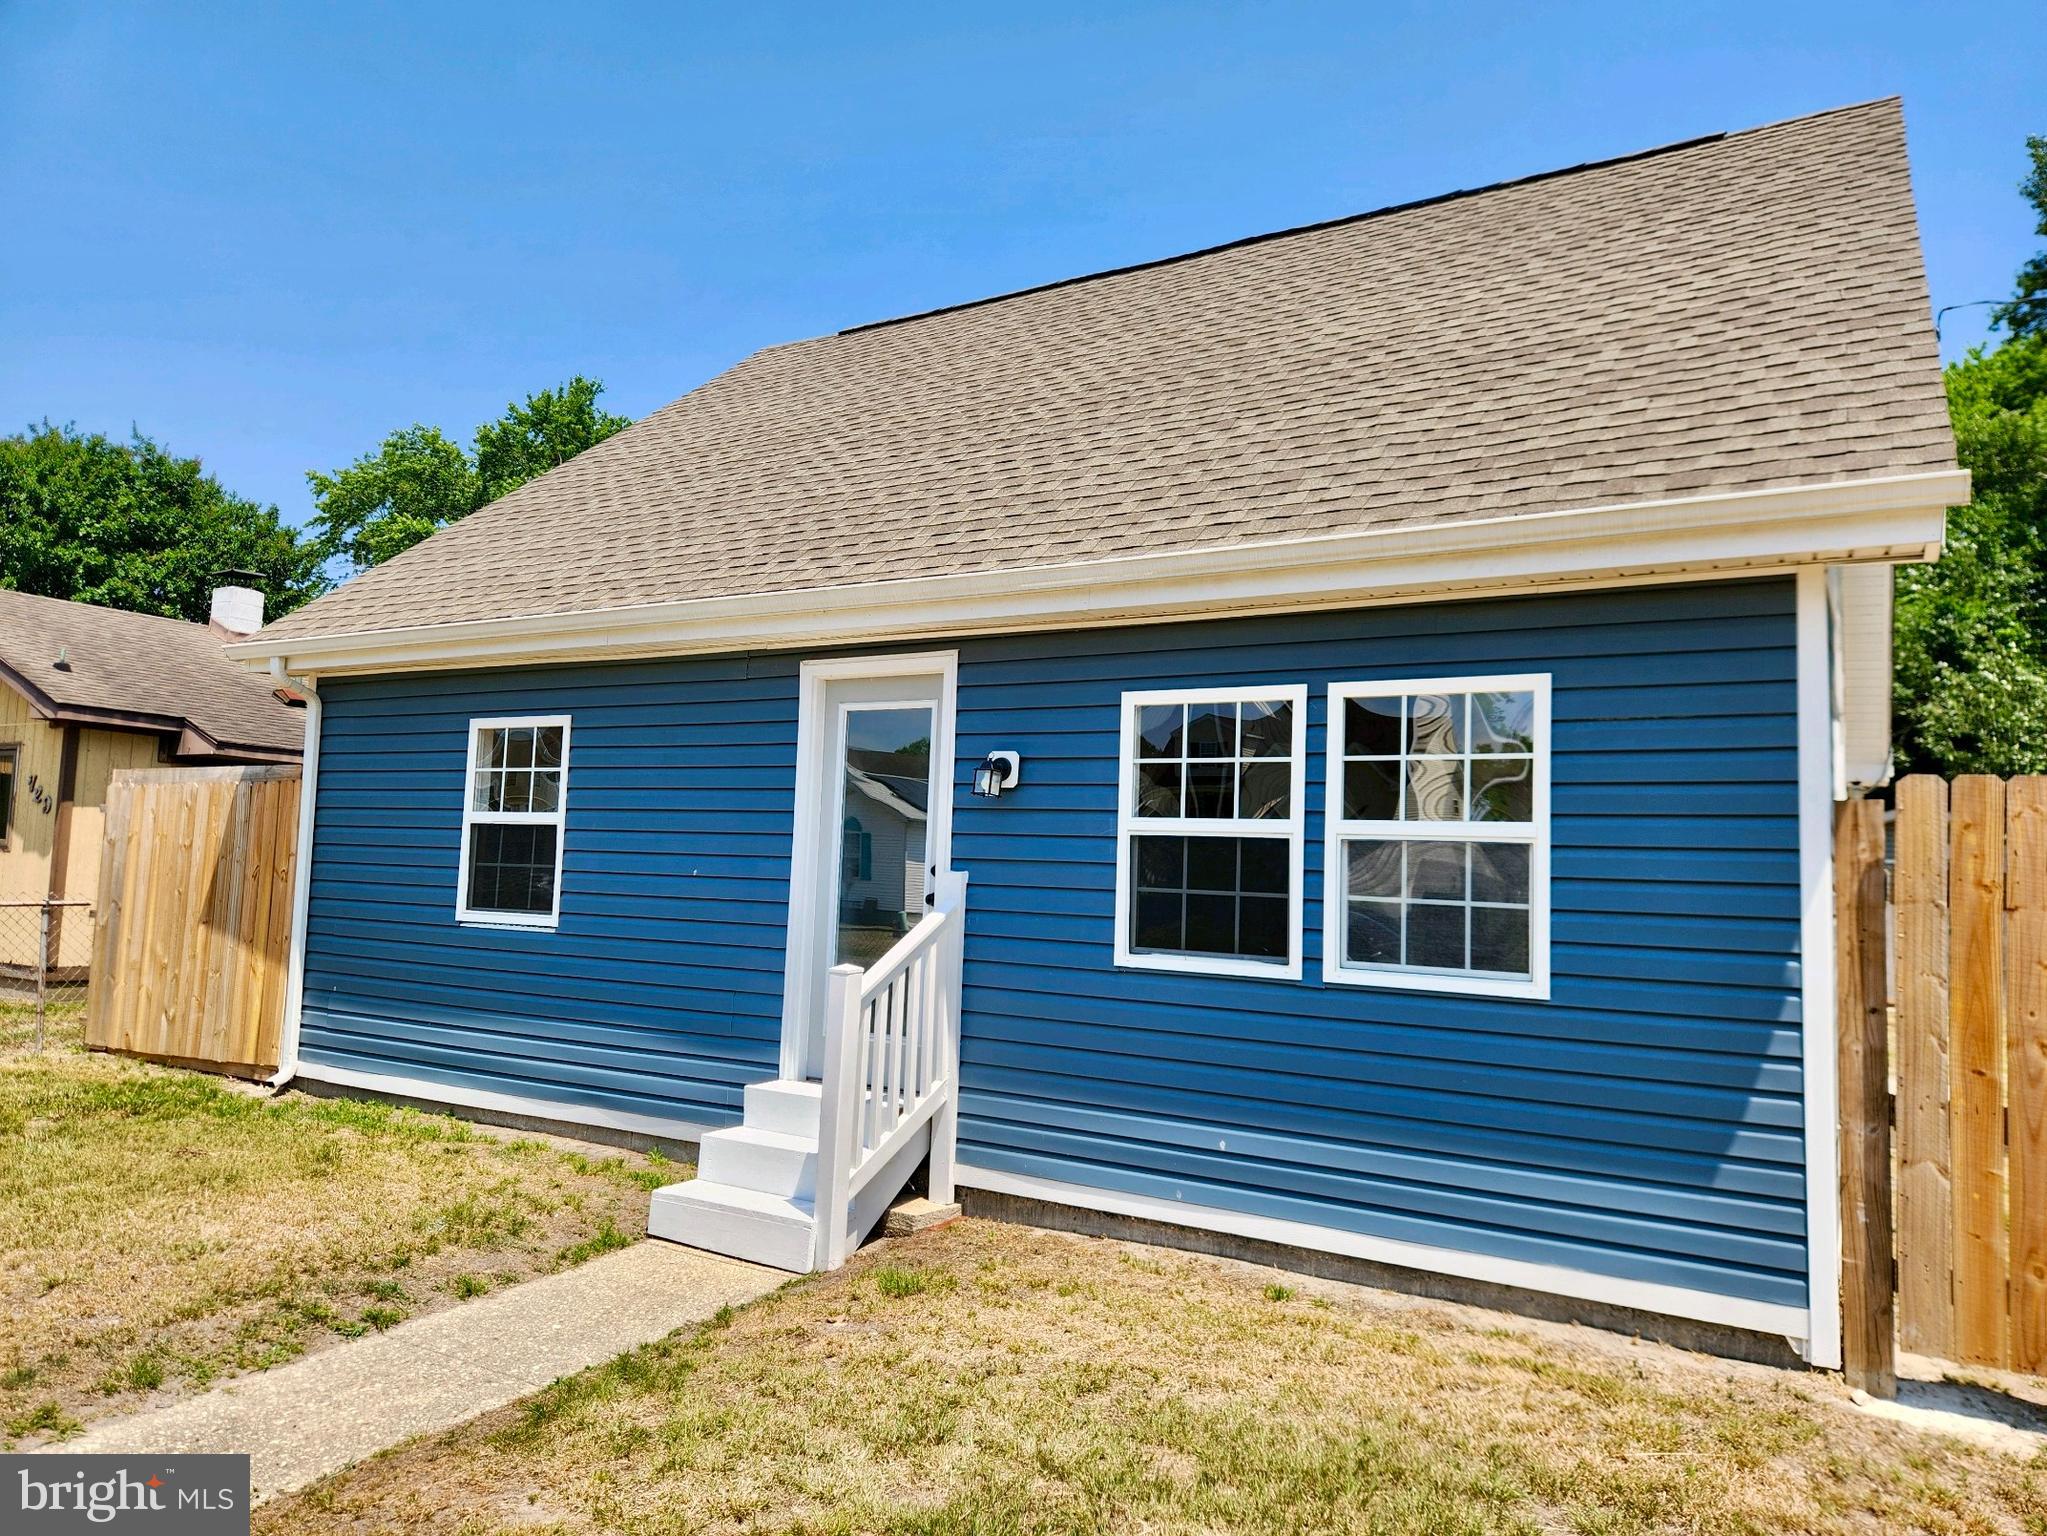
[1950, 775, 2010, 1366]
[1894, 775, 1953, 1358]
[1836, 799, 1895, 1396]
[2008, 777, 2047, 1375]
[34, 899, 51, 1053]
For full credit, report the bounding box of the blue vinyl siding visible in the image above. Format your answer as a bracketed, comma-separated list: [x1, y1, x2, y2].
[301, 653, 803, 1128]
[301, 577, 1805, 1310]
[947, 578, 1807, 1311]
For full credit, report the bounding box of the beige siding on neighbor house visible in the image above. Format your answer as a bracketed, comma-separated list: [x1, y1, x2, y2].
[53, 728, 163, 966]
[1, 683, 65, 906]
[1, 681, 165, 968]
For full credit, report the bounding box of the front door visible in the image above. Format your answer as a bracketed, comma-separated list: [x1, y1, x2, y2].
[784, 655, 955, 1080]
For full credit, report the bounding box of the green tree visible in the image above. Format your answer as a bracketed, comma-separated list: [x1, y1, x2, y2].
[1992, 135, 2046, 339]
[310, 376, 630, 573]
[1894, 135, 2047, 776]
[1895, 332, 2047, 774]
[474, 376, 631, 505]
[306, 424, 479, 573]
[0, 423, 327, 623]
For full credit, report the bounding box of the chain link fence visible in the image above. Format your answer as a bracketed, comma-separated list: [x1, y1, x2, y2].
[0, 899, 92, 1051]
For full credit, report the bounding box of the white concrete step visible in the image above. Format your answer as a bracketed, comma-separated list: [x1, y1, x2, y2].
[696, 1124, 817, 1200]
[743, 1078, 823, 1139]
[647, 1180, 816, 1272]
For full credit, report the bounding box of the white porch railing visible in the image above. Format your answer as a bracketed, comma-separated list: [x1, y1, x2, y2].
[812, 870, 968, 1270]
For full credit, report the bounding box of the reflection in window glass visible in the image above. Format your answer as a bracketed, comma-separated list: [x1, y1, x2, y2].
[834, 706, 936, 968]
[1331, 682, 1543, 986]
[1343, 840, 1533, 978]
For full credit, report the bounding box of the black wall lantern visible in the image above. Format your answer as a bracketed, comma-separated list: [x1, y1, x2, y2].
[972, 751, 1022, 798]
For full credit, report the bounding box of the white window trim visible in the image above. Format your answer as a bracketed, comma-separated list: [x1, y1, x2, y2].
[1322, 674, 1551, 1000]
[455, 713, 572, 930]
[1113, 684, 1308, 981]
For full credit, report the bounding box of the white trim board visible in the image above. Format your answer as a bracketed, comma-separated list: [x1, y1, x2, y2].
[955, 1163, 1811, 1342]
[780, 650, 960, 1082]
[229, 470, 1965, 677]
[1321, 673, 1552, 1000]
[1112, 684, 1309, 981]
[267, 667, 320, 1087]
[295, 1061, 717, 1145]
[1794, 568, 1844, 1370]
[454, 713, 573, 930]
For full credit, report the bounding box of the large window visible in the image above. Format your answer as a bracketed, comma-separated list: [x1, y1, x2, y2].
[457, 716, 570, 928]
[1324, 676, 1549, 998]
[1115, 686, 1306, 979]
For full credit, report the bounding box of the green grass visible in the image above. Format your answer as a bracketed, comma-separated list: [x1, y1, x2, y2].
[0, 1028, 694, 1445]
[872, 1264, 957, 1300]
[256, 1221, 2047, 1536]
[551, 1216, 635, 1269]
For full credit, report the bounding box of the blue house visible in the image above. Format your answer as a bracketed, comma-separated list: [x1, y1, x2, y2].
[233, 100, 1964, 1369]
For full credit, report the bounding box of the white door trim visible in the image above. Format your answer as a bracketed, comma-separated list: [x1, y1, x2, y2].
[780, 650, 960, 1082]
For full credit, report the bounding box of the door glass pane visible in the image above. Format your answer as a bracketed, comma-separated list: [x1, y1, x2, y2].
[835, 706, 935, 968]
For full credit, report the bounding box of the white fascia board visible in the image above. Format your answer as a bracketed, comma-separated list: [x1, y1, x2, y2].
[228, 469, 1966, 677]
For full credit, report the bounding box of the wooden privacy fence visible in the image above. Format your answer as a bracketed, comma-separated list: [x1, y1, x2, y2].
[1837, 775, 2047, 1395]
[84, 765, 300, 1077]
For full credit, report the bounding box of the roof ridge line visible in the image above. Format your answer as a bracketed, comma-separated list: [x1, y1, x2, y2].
[837, 96, 1897, 338]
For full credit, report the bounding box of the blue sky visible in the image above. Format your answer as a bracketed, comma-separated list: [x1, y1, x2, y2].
[2, 2, 2039, 527]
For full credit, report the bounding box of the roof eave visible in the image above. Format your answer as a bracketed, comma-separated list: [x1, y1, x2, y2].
[230, 468, 1966, 679]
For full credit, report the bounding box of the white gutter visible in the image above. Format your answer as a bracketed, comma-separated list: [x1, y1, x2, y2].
[267, 659, 320, 1088]
[225, 470, 1966, 678]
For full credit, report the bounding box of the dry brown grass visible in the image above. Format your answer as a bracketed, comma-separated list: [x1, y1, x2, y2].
[260, 1220, 2047, 1535]
[0, 1007, 686, 1445]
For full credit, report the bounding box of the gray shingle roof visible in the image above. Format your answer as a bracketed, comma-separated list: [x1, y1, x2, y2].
[0, 590, 305, 755]
[260, 98, 1953, 647]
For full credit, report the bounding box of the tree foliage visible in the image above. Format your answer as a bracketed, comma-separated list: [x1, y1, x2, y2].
[306, 425, 478, 573]
[1993, 135, 2047, 339]
[475, 377, 631, 506]
[0, 423, 328, 623]
[1895, 172, 2047, 775]
[309, 376, 630, 574]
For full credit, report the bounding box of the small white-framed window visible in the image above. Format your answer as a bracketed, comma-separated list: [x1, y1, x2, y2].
[457, 715, 571, 929]
[1324, 675, 1550, 999]
[1114, 685, 1307, 980]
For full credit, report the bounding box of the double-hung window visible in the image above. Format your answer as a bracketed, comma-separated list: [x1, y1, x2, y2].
[1324, 676, 1549, 998]
[1115, 686, 1307, 979]
[457, 715, 571, 928]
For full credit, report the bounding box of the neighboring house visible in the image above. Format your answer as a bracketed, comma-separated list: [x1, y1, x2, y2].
[0, 585, 303, 972]
[839, 745, 931, 963]
[231, 101, 1964, 1370]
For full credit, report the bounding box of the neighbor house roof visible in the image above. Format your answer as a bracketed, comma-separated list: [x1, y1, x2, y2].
[249, 97, 1958, 664]
[0, 590, 305, 758]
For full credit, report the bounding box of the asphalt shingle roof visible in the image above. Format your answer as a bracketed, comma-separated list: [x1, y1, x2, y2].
[0, 590, 305, 755]
[260, 98, 1953, 647]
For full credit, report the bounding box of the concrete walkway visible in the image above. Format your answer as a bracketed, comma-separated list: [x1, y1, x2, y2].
[46, 1241, 781, 1503]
